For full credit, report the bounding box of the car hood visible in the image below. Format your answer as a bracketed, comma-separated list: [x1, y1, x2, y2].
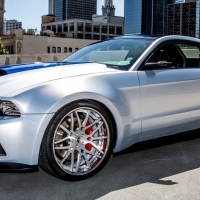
[0, 62, 117, 97]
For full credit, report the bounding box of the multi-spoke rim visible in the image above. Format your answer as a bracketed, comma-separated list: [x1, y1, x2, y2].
[53, 107, 110, 175]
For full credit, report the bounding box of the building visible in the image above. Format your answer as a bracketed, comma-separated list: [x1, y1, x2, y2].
[124, 0, 142, 34]
[49, 0, 55, 15]
[124, 0, 175, 35]
[42, 18, 123, 40]
[102, 0, 115, 16]
[42, 15, 55, 24]
[3, 19, 22, 34]
[166, 1, 200, 38]
[141, 0, 174, 35]
[153, 0, 174, 35]
[43, 0, 123, 40]
[1, 29, 98, 55]
[92, 15, 124, 24]
[0, 0, 5, 35]
[54, 0, 97, 21]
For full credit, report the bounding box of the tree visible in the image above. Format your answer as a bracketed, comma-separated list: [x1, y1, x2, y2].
[0, 39, 9, 54]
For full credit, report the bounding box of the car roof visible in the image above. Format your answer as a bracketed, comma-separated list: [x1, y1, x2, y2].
[114, 35, 157, 40]
[115, 35, 200, 42]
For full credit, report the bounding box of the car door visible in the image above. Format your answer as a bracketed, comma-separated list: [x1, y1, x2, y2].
[137, 42, 200, 141]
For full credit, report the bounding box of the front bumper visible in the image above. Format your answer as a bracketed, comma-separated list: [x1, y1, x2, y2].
[0, 114, 54, 170]
[0, 163, 38, 172]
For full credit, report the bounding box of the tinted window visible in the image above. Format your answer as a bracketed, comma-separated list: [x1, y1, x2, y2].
[145, 43, 200, 69]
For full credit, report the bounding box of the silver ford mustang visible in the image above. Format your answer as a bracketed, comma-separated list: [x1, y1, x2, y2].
[0, 35, 200, 181]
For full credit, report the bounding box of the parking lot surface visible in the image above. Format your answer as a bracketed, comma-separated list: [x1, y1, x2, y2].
[1, 129, 200, 200]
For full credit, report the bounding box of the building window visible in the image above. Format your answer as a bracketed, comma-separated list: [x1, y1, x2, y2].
[102, 26, 107, 33]
[69, 47, 72, 53]
[52, 47, 56, 53]
[69, 22, 74, 32]
[116, 27, 122, 35]
[10, 45, 14, 54]
[77, 33, 83, 39]
[47, 46, 50, 53]
[64, 23, 68, 32]
[109, 26, 115, 34]
[101, 35, 107, 40]
[93, 25, 100, 33]
[77, 22, 83, 31]
[93, 35, 100, 40]
[52, 25, 56, 33]
[57, 24, 62, 33]
[75, 48, 79, 52]
[57, 47, 61, 53]
[64, 47, 67, 53]
[85, 34, 92, 39]
[85, 23, 92, 32]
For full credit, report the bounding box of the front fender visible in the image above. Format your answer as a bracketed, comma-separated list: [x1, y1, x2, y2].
[3, 71, 141, 154]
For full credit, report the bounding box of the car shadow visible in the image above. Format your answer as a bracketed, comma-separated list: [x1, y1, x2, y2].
[0, 129, 200, 200]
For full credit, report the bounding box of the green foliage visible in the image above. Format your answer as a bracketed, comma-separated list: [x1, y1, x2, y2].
[0, 39, 9, 54]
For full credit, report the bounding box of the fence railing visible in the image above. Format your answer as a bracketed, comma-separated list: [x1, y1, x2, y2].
[0, 53, 72, 66]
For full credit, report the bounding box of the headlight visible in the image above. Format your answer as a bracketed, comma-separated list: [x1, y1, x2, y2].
[0, 101, 21, 116]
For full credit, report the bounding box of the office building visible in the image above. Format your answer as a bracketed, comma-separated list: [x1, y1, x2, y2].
[4, 19, 22, 35]
[166, 1, 200, 38]
[42, 18, 123, 40]
[141, 0, 174, 35]
[124, 0, 142, 34]
[55, 0, 97, 21]
[125, 0, 174, 35]
[49, 0, 55, 15]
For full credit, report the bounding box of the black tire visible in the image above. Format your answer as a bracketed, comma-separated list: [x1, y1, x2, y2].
[39, 100, 114, 181]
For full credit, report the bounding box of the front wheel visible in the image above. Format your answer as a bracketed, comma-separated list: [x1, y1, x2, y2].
[39, 100, 114, 181]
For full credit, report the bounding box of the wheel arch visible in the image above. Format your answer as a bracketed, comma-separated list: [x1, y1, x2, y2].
[32, 93, 123, 165]
[87, 99, 118, 150]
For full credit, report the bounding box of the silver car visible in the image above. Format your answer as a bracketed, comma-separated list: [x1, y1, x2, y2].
[0, 35, 200, 180]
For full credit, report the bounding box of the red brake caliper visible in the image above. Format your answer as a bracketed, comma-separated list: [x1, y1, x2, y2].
[85, 121, 93, 151]
[85, 121, 108, 169]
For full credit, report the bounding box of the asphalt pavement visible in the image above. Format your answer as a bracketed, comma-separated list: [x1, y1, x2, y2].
[1, 129, 200, 200]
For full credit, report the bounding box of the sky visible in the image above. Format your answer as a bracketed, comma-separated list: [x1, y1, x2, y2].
[4, 0, 124, 33]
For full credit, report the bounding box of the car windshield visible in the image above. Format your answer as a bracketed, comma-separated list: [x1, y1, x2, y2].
[63, 38, 155, 70]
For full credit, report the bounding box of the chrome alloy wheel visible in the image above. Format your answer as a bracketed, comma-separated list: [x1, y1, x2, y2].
[53, 107, 110, 175]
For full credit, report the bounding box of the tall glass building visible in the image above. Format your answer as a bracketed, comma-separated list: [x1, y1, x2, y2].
[167, 0, 200, 38]
[49, 0, 55, 15]
[141, 0, 174, 35]
[124, 0, 142, 34]
[55, 0, 97, 22]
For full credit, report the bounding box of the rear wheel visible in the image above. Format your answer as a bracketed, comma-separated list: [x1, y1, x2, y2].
[39, 100, 114, 181]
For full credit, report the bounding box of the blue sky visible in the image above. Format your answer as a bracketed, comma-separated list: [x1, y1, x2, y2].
[4, 0, 124, 32]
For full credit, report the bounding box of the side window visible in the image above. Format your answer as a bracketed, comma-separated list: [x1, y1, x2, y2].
[145, 43, 200, 69]
[178, 44, 199, 59]
[178, 44, 200, 67]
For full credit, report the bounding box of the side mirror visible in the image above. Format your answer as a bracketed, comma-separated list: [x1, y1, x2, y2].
[145, 60, 172, 67]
